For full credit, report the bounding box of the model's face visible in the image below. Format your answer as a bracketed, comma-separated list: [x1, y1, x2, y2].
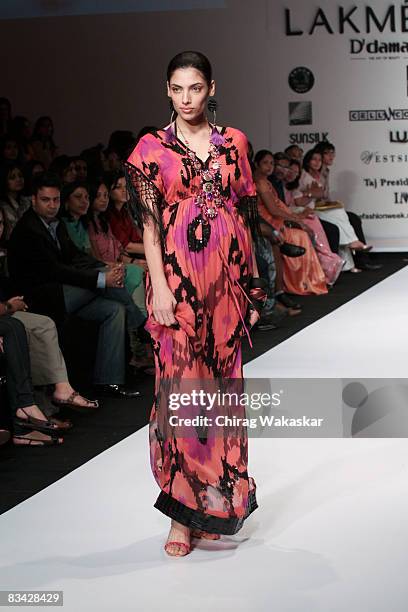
[92, 184, 109, 213]
[63, 161, 77, 183]
[257, 154, 274, 176]
[310, 153, 322, 172]
[32, 187, 60, 221]
[167, 67, 215, 124]
[3, 140, 18, 160]
[323, 150, 335, 166]
[66, 187, 89, 219]
[110, 177, 128, 204]
[7, 167, 24, 193]
[75, 159, 87, 180]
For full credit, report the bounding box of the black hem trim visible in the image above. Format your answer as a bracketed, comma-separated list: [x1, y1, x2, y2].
[154, 488, 258, 535]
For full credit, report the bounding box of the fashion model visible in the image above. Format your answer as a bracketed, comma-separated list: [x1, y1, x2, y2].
[125, 51, 266, 557]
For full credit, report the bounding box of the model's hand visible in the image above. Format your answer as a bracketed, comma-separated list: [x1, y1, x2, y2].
[152, 284, 177, 326]
[6, 296, 28, 313]
[247, 309, 260, 329]
[273, 230, 284, 245]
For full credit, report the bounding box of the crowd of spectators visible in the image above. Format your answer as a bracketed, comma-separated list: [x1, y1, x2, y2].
[0, 96, 381, 448]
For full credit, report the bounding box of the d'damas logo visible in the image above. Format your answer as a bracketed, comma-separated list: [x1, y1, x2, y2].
[285, 4, 408, 59]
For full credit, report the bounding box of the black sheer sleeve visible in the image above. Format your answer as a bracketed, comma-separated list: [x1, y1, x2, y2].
[124, 161, 165, 240]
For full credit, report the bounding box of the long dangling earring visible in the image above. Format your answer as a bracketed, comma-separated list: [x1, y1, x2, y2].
[165, 99, 176, 143]
[207, 97, 224, 146]
[169, 98, 175, 125]
[207, 97, 217, 126]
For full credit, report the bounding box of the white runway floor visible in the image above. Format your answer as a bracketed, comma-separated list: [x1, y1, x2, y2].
[1, 268, 408, 611]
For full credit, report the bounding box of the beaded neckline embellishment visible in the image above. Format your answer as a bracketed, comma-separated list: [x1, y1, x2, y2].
[186, 142, 224, 221]
[166, 122, 226, 222]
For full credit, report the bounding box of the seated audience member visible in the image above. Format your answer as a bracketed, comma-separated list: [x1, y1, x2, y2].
[0, 162, 31, 240]
[0, 97, 12, 138]
[0, 310, 64, 447]
[88, 179, 146, 315]
[30, 116, 57, 169]
[61, 180, 152, 371]
[280, 148, 340, 254]
[285, 159, 343, 286]
[10, 116, 34, 162]
[253, 234, 290, 329]
[104, 147, 121, 173]
[0, 135, 23, 164]
[285, 144, 304, 163]
[254, 149, 327, 297]
[49, 155, 77, 184]
[108, 131, 136, 161]
[73, 156, 88, 181]
[23, 160, 46, 196]
[268, 151, 289, 201]
[295, 149, 370, 273]
[314, 141, 381, 271]
[0, 209, 98, 423]
[7, 172, 141, 398]
[81, 144, 107, 180]
[106, 171, 145, 257]
[60, 181, 92, 253]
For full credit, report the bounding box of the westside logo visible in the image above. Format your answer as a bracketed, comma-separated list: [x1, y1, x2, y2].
[361, 151, 408, 164]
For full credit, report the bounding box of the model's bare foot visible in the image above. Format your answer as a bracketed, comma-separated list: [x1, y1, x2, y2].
[191, 530, 220, 540]
[13, 430, 63, 446]
[164, 519, 191, 557]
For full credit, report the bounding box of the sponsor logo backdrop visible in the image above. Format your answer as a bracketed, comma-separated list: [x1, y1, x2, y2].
[269, 0, 408, 242]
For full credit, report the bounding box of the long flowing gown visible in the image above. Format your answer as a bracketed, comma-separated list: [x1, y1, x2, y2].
[256, 179, 328, 295]
[125, 127, 258, 534]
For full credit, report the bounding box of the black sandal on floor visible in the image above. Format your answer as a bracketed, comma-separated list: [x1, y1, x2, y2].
[12, 434, 63, 447]
[52, 391, 99, 411]
[14, 408, 62, 433]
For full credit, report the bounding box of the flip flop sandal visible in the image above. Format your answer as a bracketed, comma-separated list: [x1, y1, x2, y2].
[14, 408, 62, 433]
[164, 541, 191, 557]
[52, 391, 99, 411]
[12, 434, 63, 446]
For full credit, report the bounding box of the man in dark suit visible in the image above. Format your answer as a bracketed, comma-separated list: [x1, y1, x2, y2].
[8, 172, 141, 397]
